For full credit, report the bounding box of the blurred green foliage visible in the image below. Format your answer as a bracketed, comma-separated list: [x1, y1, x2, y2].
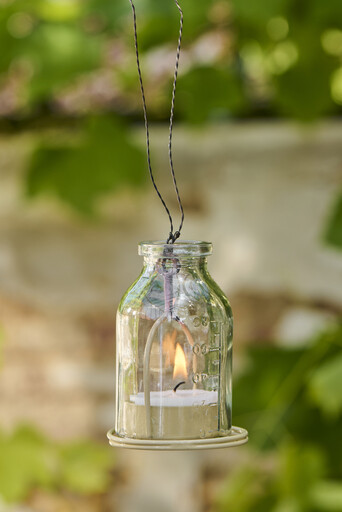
[26, 115, 146, 214]
[0, 1, 102, 104]
[177, 66, 246, 123]
[0, 0, 341, 122]
[0, 424, 114, 503]
[0, 0, 341, 213]
[216, 325, 342, 512]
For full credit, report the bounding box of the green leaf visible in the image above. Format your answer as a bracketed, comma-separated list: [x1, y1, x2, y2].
[0, 424, 116, 502]
[26, 115, 146, 214]
[35, 0, 83, 22]
[24, 23, 102, 102]
[233, 345, 304, 449]
[310, 481, 342, 511]
[0, 425, 57, 502]
[230, 0, 289, 24]
[177, 66, 246, 123]
[311, 0, 342, 26]
[273, 38, 336, 120]
[324, 192, 342, 249]
[276, 443, 326, 506]
[59, 441, 113, 494]
[308, 352, 342, 416]
[217, 465, 276, 512]
[271, 500, 301, 512]
[137, 0, 211, 49]
[233, 327, 342, 451]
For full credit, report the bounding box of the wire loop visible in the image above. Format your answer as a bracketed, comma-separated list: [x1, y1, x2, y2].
[128, 0, 185, 244]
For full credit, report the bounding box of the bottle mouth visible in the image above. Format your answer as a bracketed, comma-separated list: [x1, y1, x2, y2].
[139, 240, 213, 258]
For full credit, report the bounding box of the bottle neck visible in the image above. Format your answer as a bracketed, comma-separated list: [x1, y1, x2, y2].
[143, 256, 208, 272]
[139, 241, 212, 273]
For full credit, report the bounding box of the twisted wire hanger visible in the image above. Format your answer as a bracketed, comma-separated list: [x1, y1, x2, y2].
[128, 0, 185, 244]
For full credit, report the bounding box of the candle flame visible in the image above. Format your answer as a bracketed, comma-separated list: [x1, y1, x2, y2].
[163, 330, 177, 366]
[173, 343, 187, 380]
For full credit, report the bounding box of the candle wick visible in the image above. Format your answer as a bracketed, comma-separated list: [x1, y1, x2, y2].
[173, 381, 186, 393]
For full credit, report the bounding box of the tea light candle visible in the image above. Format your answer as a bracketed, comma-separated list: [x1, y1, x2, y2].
[131, 389, 218, 406]
[117, 316, 220, 440]
[122, 389, 219, 439]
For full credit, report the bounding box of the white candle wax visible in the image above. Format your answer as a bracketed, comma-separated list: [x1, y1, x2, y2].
[130, 389, 218, 407]
[121, 389, 219, 440]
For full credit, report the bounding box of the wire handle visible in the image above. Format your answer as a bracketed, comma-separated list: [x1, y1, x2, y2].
[128, 0, 185, 244]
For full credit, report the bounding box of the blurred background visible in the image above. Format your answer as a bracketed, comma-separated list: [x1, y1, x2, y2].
[0, 0, 342, 510]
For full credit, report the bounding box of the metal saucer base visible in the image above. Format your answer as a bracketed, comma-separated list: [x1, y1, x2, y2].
[107, 426, 248, 451]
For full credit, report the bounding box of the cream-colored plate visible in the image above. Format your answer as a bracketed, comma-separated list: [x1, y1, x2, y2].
[107, 426, 248, 450]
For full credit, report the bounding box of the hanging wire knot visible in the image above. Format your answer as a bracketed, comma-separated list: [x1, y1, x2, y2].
[166, 230, 181, 244]
[166, 232, 174, 244]
[172, 230, 181, 242]
[128, 0, 185, 244]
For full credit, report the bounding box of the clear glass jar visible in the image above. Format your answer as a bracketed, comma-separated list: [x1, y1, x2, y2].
[115, 241, 233, 441]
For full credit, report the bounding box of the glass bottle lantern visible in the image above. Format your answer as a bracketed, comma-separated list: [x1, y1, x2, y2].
[108, 241, 248, 450]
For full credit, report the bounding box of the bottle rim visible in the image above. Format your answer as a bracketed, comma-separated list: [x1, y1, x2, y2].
[139, 240, 213, 257]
